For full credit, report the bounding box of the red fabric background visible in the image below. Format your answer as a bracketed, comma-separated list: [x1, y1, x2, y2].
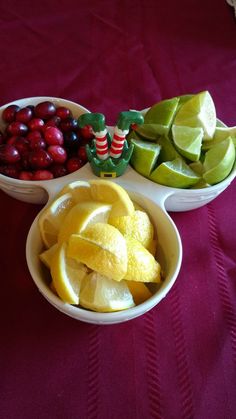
[1, 1, 236, 418]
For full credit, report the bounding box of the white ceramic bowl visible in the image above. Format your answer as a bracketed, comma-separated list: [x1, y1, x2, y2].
[0, 97, 90, 204]
[26, 189, 182, 325]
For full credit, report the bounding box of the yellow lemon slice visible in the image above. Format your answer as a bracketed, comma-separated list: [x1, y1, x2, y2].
[67, 223, 127, 281]
[124, 236, 161, 283]
[126, 281, 152, 305]
[109, 209, 154, 249]
[57, 180, 92, 203]
[39, 243, 58, 269]
[80, 272, 134, 312]
[89, 179, 135, 217]
[38, 192, 74, 248]
[58, 201, 111, 243]
[50, 242, 87, 305]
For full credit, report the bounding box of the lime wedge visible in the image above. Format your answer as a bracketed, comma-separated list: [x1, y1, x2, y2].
[149, 157, 200, 188]
[143, 97, 180, 135]
[189, 160, 204, 176]
[172, 125, 204, 161]
[130, 138, 161, 177]
[135, 123, 165, 140]
[202, 126, 236, 150]
[203, 137, 235, 185]
[157, 135, 181, 162]
[174, 91, 216, 139]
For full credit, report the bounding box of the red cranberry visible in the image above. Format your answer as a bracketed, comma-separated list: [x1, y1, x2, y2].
[32, 170, 54, 180]
[47, 145, 67, 164]
[14, 137, 30, 154]
[44, 116, 61, 129]
[19, 171, 33, 180]
[0, 131, 5, 145]
[44, 126, 63, 146]
[0, 144, 21, 163]
[21, 152, 31, 170]
[77, 146, 87, 162]
[6, 136, 18, 145]
[35, 101, 56, 120]
[66, 156, 83, 173]
[16, 107, 33, 123]
[56, 106, 72, 120]
[27, 130, 42, 142]
[79, 125, 94, 140]
[29, 149, 53, 169]
[51, 164, 68, 178]
[60, 117, 78, 132]
[7, 121, 28, 136]
[2, 105, 20, 123]
[29, 137, 46, 150]
[28, 118, 44, 131]
[0, 164, 19, 178]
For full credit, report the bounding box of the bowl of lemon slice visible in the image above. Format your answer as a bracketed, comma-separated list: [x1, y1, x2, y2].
[127, 91, 236, 211]
[26, 179, 182, 324]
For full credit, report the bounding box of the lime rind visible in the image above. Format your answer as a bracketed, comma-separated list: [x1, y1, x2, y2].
[203, 137, 235, 185]
[149, 157, 200, 188]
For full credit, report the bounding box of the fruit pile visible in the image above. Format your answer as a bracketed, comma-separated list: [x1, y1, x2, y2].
[0, 101, 94, 180]
[39, 180, 162, 312]
[128, 91, 236, 188]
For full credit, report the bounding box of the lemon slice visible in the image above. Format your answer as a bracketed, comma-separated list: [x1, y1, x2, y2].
[203, 137, 235, 185]
[79, 272, 134, 312]
[126, 281, 152, 305]
[109, 209, 154, 249]
[130, 139, 161, 177]
[172, 125, 204, 161]
[67, 223, 127, 281]
[174, 91, 216, 139]
[58, 201, 111, 243]
[50, 242, 88, 305]
[57, 180, 92, 203]
[39, 243, 58, 269]
[89, 179, 134, 217]
[150, 157, 200, 188]
[38, 192, 74, 248]
[124, 236, 161, 283]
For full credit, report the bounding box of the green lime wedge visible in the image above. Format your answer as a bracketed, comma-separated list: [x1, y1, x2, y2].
[202, 126, 236, 150]
[130, 139, 161, 177]
[149, 157, 200, 188]
[135, 123, 165, 140]
[157, 135, 181, 162]
[144, 97, 180, 135]
[174, 91, 216, 139]
[189, 160, 204, 175]
[203, 137, 235, 185]
[126, 130, 145, 143]
[171, 125, 204, 161]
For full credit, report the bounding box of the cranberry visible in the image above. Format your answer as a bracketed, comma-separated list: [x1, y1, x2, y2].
[0, 164, 19, 178]
[6, 136, 18, 145]
[56, 106, 72, 120]
[66, 156, 84, 173]
[77, 146, 87, 162]
[27, 130, 42, 142]
[7, 121, 28, 136]
[35, 101, 56, 120]
[32, 170, 54, 180]
[0, 144, 21, 163]
[47, 145, 67, 163]
[63, 131, 79, 149]
[0, 131, 4, 145]
[80, 125, 94, 140]
[51, 163, 67, 178]
[21, 152, 31, 170]
[2, 105, 20, 123]
[26, 105, 35, 115]
[44, 116, 61, 129]
[60, 117, 78, 132]
[29, 149, 53, 169]
[28, 118, 44, 131]
[14, 137, 30, 154]
[19, 171, 33, 180]
[16, 107, 33, 123]
[29, 137, 46, 150]
[44, 126, 63, 146]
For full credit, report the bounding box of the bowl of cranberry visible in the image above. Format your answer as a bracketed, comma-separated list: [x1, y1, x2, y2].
[0, 97, 94, 204]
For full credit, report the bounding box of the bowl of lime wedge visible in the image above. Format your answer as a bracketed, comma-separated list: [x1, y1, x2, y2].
[127, 91, 236, 211]
[26, 179, 182, 324]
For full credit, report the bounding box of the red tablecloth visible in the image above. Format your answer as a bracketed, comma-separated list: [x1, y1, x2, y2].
[1, 1, 236, 418]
